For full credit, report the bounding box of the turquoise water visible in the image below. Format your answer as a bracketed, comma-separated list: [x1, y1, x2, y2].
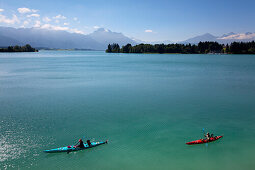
[0, 51, 255, 170]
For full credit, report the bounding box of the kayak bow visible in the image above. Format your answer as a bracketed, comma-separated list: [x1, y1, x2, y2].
[186, 136, 223, 145]
[44, 140, 108, 153]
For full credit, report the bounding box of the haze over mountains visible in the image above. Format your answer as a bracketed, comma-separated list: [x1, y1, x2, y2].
[0, 26, 254, 50]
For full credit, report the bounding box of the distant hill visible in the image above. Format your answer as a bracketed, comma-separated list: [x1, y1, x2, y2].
[88, 28, 136, 47]
[0, 27, 136, 50]
[217, 32, 255, 44]
[180, 32, 255, 44]
[0, 34, 22, 47]
[133, 32, 255, 45]
[180, 33, 218, 44]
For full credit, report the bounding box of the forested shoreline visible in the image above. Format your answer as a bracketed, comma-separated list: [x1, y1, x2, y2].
[0, 44, 38, 52]
[106, 41, 255, 54]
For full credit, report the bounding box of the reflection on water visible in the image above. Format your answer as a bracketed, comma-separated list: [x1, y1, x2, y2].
[0, 134, 29, 169]
[0, 117, 44, 169]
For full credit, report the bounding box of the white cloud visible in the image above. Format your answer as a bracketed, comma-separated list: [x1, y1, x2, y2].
[53, 14, 66, 20]
[0, 14, 19, 24]
[27, 13, 40, 17]
[39, 23, 84, 35]
[73, 17, 78, 21]
[43, 17, 51, 22]
[93, 26, 100, 29]
[34, 20, 41, 27]
[55, 20, 59, 23]
[145, 29, 153, 33]
[218, 33, 255, 40]
[17, 7, 38, 14]
[31, 9, 38, 13]
[18, 8, 30, 14]
[0, 9, 4, 12]
[40, 24, 69, 31]
[70, 28, 84, 34]
[63, 22, 69, 25]
[40, 24, 51, 29]
[23, 20, 29, 25]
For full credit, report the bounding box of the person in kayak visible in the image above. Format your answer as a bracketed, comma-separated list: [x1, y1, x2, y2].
[87, 140, 91, 147]
[205, 132, 211, 140]
[75, 139, 85, 148]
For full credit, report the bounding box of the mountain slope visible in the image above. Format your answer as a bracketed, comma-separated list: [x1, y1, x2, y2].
[0, 34, 22, 47]
[180, 33, 218, 44]
[0, 27, 104, 49]
[88, 28, 136, 47]
[181, 32, 255, 44]
[217, 32, 255, 44]
[0, 27, 136, 50]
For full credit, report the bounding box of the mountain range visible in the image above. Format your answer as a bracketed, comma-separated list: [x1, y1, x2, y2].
[0, 26, 254, 50]
[0, 27, 136, 50]
[180, 32, 255, 44]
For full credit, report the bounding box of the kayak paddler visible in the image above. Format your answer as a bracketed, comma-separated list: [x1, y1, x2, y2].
[75, 139, 85, 148]
[204, 132, 211, 140]
[87, 140, 91, 147]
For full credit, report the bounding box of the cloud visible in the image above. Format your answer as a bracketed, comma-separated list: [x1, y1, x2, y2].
[70, 28, 84, 34]
[17, 7, 38, 14]
[23, 20, 29, 25]
[18, 8, 30, 14]
[39, 23, 84, 35]
[218, 33, 255, 40]
[21, 20, 30, 28]
[40, 24, 69, 31]
[40, 24, 52, 29]
[145, 29, 153, 33]
[0, 14, 19, 24]
[0, 9, 4, 12]
[43, 17, 51, 22]
[93, 26, 100, 29]
[27, 13, 40, 17]
[63, 22, 69, 26]
[73, 17, 78, 21]
[34, 20, 41, 27]
[53, 15, 66, 20]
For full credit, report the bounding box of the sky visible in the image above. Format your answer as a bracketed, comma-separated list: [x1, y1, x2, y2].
[0, 0, 255, 42]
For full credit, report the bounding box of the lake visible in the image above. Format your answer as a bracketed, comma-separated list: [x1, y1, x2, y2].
[0, 51, 255, 170]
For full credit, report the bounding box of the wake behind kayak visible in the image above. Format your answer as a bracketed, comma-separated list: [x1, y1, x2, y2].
[44, 140, 108, 153]
[186, 136, 223, 145]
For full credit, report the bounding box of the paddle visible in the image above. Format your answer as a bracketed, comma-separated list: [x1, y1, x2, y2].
[67, 136, 87, 154]
[74, 141, 79, 146]
[203, 128, 209, 147]
[73, 136, 86, 146]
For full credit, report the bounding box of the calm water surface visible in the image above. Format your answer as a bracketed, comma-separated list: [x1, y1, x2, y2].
[0, 51, 255, 169]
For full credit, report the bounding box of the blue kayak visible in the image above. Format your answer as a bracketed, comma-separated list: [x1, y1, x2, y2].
[44, 140, 108, 153]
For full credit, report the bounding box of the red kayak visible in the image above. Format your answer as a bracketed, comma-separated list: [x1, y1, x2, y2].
[186, 136, 223, 145]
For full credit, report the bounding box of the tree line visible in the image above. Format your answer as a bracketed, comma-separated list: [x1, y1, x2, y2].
[0, 44, 38, 52]
[106, 41, 255, 54]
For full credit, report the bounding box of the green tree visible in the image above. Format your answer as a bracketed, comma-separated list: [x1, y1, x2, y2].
[225, 44, 230, 54]
[106, 44, 112, 53]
